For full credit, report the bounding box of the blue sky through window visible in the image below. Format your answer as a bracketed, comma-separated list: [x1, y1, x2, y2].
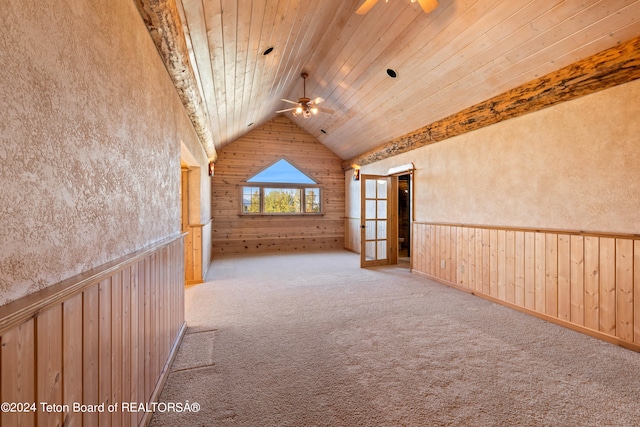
[247, 159, 316, 184]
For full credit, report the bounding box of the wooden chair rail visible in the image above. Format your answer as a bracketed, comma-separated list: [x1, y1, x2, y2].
[412, 221, 640, 240]
[0, 233, 186, 336]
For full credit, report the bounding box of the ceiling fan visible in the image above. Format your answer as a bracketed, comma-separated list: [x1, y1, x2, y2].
[356, 0, 439, 15]
[277, 72, 334, 118]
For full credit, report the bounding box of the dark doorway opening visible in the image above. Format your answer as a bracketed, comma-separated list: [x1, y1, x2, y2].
[398, 174, 411, 261]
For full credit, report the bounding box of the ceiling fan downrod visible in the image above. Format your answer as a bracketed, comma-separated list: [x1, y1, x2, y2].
[295, 72, 313, 117]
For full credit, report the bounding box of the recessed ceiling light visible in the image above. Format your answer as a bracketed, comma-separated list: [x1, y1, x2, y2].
[262, 46, 274, 56]
[386, 68, 398, 78]
[320, 129, 327, 134]
[248, 123, 254, 127]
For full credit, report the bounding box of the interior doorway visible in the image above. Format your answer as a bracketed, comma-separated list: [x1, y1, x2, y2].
[180, 152, 206, 285]
[180, 162, 191, 284]
[359, 174, 397, 268]
[397, 174, 411, 264]
[358, 169, 412, 269]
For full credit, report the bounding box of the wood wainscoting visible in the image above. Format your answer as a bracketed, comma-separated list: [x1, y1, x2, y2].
[185, 223, 203, 284]
[0, 235, 186, 426]
[412, 223, 640, 352]
[185, 221, 212, 284]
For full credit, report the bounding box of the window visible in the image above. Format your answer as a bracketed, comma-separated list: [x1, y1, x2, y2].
[241, 159, 322, 215]
[242, 187, 261, 213]
[304, 188, 321, 213]
[247, 159, 316, 184]
[264, 188, 301, 213]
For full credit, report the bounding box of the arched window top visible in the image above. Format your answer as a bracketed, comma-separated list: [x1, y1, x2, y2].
[247, 158, 317, 184]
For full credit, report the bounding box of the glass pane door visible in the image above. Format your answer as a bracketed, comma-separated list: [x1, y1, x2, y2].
[361, 175, 391, 267]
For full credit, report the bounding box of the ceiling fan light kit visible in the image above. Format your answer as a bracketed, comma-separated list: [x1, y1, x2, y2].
[276, 72, 334, 119]
[356, 0, 439, 15]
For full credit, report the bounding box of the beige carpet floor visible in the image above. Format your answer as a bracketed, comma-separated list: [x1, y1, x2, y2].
[150, 250, 640, 426]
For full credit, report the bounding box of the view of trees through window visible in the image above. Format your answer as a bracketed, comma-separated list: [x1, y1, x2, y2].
[264, 188, 300, 213]
[304, 188, 320, 213]
[242, 187, 260, 213]
[242, 159, 322, 215]
[242, 187, 321, 214]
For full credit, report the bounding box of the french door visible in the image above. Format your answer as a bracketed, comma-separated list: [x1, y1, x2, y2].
[360, 175, 397, 267]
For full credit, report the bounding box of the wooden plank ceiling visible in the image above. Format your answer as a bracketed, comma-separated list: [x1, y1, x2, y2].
[176, 0, 640, 160]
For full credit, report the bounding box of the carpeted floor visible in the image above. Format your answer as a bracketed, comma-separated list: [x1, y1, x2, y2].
[150, 250, 640, 426]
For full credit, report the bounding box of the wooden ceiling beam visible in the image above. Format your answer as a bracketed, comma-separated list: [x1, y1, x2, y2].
[134, 0, 218, 162]
[342, 35, 640, 171]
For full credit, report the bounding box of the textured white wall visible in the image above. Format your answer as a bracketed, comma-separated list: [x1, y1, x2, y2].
[0, 0, 206, 305]
[347, 78, 640, 235]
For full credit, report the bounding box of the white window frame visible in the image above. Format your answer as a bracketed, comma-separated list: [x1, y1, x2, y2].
[240, 184, 323, 215]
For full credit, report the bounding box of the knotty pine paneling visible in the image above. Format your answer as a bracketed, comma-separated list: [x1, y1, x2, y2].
[617, 239, 634, 342]
[1, 319, 36, 426]
[184, 224, 204, 285]
[514, 231, 526, 307]
[181, 169, 210, 285]
[413, 223, 640, 352]
[0, 236, 185, 427]
[36, 305, 63, 427]
[557, 235, 571, 322]
[83, 284, 100, 426]
[63, 293, 83, 427]
[584, 236, 601, 331]
[570, 235, 585, 326]
[212, 116, 345, 255]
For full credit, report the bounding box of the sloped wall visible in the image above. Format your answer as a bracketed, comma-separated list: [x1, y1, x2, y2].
[212, 116, 345, 255]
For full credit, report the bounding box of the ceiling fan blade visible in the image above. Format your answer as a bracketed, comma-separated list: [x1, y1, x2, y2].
[280, 98, 299, 105]
[316, 107, 335, 114]
[276, 107, 297, 113]
[356, 0, 379, 15]
[311, 97, 325, 105]
[417, 0, 439, 14]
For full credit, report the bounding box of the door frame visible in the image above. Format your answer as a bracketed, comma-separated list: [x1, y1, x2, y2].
[396, 172, 413, 263]
[360, 174, 398, 268]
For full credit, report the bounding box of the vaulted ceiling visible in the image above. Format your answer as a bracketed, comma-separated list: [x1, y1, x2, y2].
[174, 0, 640, 160]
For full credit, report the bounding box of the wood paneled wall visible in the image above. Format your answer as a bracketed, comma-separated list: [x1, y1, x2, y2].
[181, 166, 211, 285]
[412, 223, 640, 351]
[212, 116, 345, 255]
[0, 236, 185, 426]
[184, 223, 204, 284]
